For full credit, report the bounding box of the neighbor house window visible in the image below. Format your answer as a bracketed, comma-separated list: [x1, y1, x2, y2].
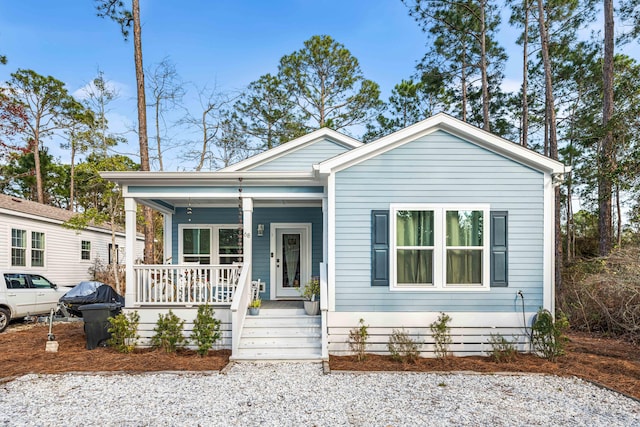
[179, 225, 243, 265]
[108, 243, 120, 265]
[31, 232, 45, 267]
[81, 240, 91, 260]
[11, 228, 27, 267]
[390, 205, 489, 291]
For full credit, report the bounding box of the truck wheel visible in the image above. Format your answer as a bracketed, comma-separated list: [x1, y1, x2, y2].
[0, 308, 10, 333]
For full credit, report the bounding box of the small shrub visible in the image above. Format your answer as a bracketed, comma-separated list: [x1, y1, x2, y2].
[348, 318, 369, 362]
[388, 329, 420, 363]
[531, 308, 569, 362]
[191, 305, 222, 356]
[486, 333, 517, 363]
[430, 312, 452, 358]
[151, 310, 186, 353]
[107, 310, 139, 353]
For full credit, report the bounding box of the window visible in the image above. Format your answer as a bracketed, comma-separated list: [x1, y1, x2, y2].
[30, 274, 54, 289]
[179, 225, 243, 264]
[31, 232, 45, 267]
[390, 205, 489, 291]
[108, 243, 120, 265]
[81, 240, 91, 260]
[11, 229, 27, 267]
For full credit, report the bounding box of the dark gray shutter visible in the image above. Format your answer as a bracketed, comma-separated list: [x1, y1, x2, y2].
[490, 211, 508, 287]
[371, 210, 389, 286]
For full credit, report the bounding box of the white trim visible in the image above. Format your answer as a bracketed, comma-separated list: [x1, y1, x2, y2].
[163, 214, 172, 264]
[126, 192, 324, 200]
[317, 113, 566, 175]
[327, 311, 535, 328]
[269, 223, 312, 300]
[124, 198, 137, 307]
[389, 204, 490, 292]
[219, 128, 363, 172]
[327, 174, 336, 311]
[543, 173, 554, 312]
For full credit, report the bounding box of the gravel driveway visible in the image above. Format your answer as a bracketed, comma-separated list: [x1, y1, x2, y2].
[1, 362, 639, 426]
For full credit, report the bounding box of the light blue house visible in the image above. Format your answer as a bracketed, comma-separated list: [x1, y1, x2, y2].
[102, 113, 567, 360]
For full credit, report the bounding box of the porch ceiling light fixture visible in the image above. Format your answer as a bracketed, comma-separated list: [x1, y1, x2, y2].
[257, 224, 264, 237]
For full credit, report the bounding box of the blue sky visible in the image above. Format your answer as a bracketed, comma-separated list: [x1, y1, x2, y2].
[0, 0, 619, 170]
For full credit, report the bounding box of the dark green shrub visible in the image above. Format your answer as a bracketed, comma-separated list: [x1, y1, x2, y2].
[151, 310, 186, 353]
[486, 333, 517, 363]
[532, 308, 569, 362]
[107, 310, 139, 353]
[191, 305, 222, 356]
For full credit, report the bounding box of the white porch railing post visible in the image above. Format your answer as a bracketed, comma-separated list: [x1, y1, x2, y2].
[320, 262, 329, 360]
[125, 197, 137, 307]
[230, 263, 252, 357]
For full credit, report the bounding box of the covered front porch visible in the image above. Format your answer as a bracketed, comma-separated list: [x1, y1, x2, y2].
[105, 171, 330, 359]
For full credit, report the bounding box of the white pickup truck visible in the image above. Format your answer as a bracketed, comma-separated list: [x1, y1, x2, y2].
[0, 272, 73, 332]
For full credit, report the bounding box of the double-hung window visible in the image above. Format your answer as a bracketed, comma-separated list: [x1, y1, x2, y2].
[81, 241, 91, 261]
[391, 204, 489, 291]
[31, 232, 45, 267]
[179, 225, 243, 265]
[11, 229, 27, 267]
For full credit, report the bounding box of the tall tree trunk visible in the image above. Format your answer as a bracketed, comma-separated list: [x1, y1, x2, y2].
[536, 0, 561, 288]
[521, 0, 529, 148]
[479, 0, 491, 131]
[33, 126, 44, 203]
[599, 0, 615, 256]
[461, 46, 468, 122]
[615, 184, 622, 247]
[155, 102, 163, 171]
[132, 0, 154, 263]
[69, 141, 76, 211]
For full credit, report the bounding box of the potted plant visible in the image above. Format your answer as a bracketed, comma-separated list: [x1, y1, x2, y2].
[300, 278, 320, 316]
[248, 298, 261, 315]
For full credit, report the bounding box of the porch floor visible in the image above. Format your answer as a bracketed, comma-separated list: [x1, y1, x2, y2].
[260, 300, 304, 309]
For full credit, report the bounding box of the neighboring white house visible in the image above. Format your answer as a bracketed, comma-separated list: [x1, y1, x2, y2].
[0, 194, 144, 287]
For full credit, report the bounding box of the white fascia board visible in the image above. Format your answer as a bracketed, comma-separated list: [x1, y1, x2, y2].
[318, 113, 567, 175]
[101, 171, 319, 186]
[219, 128, 363, 172]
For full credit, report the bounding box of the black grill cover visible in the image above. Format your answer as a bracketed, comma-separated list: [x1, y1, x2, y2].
[59, 281, 124, 316]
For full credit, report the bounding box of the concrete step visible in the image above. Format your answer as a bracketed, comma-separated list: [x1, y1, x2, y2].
[240, 337, 322, 348]
[241, 327, 321, 338]
[243, 316, 320, 328]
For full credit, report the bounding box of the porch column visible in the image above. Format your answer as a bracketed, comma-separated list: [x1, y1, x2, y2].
[242, 197, 253, 268]
[125, 197, 137, 307]
[163, 213, 172, 264]
[322, 196, 328, 263]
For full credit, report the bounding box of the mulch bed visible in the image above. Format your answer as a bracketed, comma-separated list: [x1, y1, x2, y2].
[1, 322, 638, 401]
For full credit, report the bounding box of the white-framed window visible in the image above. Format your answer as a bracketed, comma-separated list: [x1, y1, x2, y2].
[11, 228, 27, 267]
[108, 243, 120, 265]
[81, 240, 91, 261]
[390, 204, 490, 291]
[178, 224, 243, 265]
[31, 232, 45, 267]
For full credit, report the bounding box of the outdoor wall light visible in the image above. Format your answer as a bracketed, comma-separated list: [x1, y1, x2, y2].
[257, 224, 265, 237]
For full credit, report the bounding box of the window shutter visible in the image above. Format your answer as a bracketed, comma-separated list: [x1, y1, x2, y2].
[371, 210, 389, 286]
[490, 211, 508, 287]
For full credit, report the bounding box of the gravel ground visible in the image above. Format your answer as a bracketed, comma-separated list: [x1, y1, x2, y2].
[1, 363, 639, 426]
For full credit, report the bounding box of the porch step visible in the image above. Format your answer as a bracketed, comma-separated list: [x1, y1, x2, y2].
[233, 310, 322, 361]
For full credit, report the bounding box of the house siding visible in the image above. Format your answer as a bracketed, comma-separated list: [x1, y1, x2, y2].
[250, 138, 351, 171]
[172, 206, 323, 299]
[0, 212, 143, 287]
[333, 130, 545, 313]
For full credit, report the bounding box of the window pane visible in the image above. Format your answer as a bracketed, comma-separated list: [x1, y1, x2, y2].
[31, 250, 44, 267]
[219, 228, 241, 254]
[446, 210, 483, 246]
[397, 249, 433, 285]
[32, 232, 44, 249]
[183, 229, 211, 255]
[446, 249, 482, 284]
[11, 248, 26, 266]
[82, 241, 91, 260]
[12, 229, 26, 248]
[31, 275, 53, 288]
[396, 211, 434, 246]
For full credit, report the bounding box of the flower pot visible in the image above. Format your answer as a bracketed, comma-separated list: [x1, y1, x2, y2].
[303, 300, 320, 316]
[248, 307, 260, 316]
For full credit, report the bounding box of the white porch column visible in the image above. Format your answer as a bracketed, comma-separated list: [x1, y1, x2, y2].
[163, 213, 172, 264]
[242, 198, 253, 268]
[125, 197, 137, 307]
[322, 196, 328, 263]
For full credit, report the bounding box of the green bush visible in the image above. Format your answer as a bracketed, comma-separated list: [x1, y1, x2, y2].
[388, 329, 420, 363]
[532, 308, 569, 362]
[107, 310, 140, 353]
[486, 333, 517, 363]
[430, 312, 452, 358]
[151, 310, 186, 353]
[348, 318, 369, 362]
[191, 305, 222, 356]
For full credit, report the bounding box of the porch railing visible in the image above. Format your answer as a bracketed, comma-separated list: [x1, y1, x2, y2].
[230, 262, 252, 356]
[133, 264, 242, 305]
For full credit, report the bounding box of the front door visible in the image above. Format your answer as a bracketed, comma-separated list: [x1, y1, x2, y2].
[272, 224, 311, 299]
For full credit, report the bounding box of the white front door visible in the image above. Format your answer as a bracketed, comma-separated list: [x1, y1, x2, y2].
[272, 224, 311, 299]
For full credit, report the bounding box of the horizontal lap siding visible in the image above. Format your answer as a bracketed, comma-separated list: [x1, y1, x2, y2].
[334, 130, 545, 313]
[251, 139, 350, 171]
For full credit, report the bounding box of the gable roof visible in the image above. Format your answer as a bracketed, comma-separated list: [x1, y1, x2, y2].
[0, 193, 124, 233]
[220, 127, 363, 172]
[316, 113, 568, 175]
